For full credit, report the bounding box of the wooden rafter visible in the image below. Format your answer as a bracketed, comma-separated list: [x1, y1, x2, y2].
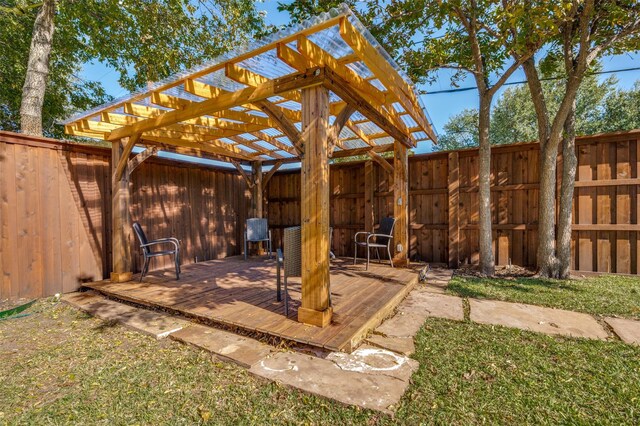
[107, 67, 326, 142]
[323, 67, 413, 148]
[339, 17, 436, 142]
[254, 100, 304, 156]
[65, 10, 436, 166]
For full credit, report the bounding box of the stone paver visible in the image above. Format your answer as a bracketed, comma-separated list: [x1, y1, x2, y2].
[62, 291, 188, 339]
[416, 268, 453, 293]
[250, 350, 415, 414]
[375, 312, 429, 338]
[605, 317, 640, 345]
[170, 324, 273, 367]
[326, 345, 419, 382]
[399, 290, 464, 321]
[366, 335, 415, 355]
[469, 299, 609, 340]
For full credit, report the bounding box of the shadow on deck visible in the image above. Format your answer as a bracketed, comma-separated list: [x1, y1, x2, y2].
[83, 256, 418, 352]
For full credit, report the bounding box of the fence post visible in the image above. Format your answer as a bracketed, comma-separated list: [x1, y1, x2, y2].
[448, 151, 460, 268]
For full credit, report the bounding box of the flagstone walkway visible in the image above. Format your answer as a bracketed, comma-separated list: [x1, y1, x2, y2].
[61, 267, 640, 414]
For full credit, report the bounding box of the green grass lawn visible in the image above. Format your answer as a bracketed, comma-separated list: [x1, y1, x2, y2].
[1, 301, 638, 425]
[447, 274, 640, 319]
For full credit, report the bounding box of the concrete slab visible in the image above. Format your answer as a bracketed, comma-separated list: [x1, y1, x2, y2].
[604, 317, 640, 345]
[375, 312, 428, 338]
[170, 324, 273, 368]
[326, 345, 418, 383]
[62, 291, 188, 339]
[250, 351, 411, 414]
[469, 299, 608, 340]
[399, 291, 464, 321]
[366, 335, 415, 356]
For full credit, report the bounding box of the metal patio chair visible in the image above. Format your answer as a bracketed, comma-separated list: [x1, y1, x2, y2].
[353, 217, 396, 270]
[244, 218, 272, 259]
[277, 226, 333, 316]
[132, 222, 181, 282]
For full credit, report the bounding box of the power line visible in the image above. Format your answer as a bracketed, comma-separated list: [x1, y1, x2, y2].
[422, 66, 640, 95]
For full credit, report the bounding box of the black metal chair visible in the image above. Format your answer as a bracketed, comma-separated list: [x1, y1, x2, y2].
[353, 217, 396, 270]
[132, 222, 181, 281]
[244, 218, 272, 259]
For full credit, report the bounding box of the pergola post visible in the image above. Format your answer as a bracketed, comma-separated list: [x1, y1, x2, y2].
[111, 138, 133, 282]
[393, 140, 409, 267]
[298, 85, 332, 327]
[251, 161, 264, 255]
[364, 160, 375, 233]
[251, 161, 263, 218]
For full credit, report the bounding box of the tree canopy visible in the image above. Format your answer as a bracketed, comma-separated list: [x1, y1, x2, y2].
[0, 0, 266, 137]
[436, 72, 640, 151]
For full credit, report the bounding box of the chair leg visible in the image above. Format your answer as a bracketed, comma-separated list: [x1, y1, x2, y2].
[174, 253, 180, 280]
[276, 262, 282, 302]
[140, 257, 150, 282]
[366, 243, 370, 270]
[353, 243, 358, 265]
[284, 275, 289, 317]
[244, 239, 248, 260]
[388, 245, 394, 268]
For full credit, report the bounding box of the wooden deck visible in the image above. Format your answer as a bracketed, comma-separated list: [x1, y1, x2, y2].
[83, 257, 418, 352]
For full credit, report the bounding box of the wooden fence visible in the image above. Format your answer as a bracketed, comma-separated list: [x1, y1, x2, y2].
[266, 130, 640, 274]
[0, 131, 249, 300]
[1, 129, 638, 300]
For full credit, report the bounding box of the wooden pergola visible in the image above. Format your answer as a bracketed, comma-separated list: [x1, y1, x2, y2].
[63, 6, 435, 327]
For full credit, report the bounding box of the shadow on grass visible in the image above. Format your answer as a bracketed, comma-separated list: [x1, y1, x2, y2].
[93, 319, 119, 332]
[448, 276, 584, 300]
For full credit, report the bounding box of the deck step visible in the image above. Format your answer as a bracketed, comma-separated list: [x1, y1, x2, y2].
[62, 291, 189, 339]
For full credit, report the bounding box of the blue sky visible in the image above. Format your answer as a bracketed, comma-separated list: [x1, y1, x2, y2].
[80, 1, 640, 156]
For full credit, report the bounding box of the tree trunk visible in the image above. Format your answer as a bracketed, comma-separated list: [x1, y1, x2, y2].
[557, 101, 577, 279]
[20, 0, 55, 136]
[477, 93, 495, 275]
[536, 141, 560, 277]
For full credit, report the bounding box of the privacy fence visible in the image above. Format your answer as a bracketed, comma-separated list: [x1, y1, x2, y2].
[1, 130, 638, 300]
[266, 130, 640, 274]
[0, 131, 249, 300]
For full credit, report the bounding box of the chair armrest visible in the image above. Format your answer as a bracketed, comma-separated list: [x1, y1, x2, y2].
[156, 237, 180, 246]
[141, 239, 179, 251]
[367, 233, 394, 242]
[354, 231, 370, 242]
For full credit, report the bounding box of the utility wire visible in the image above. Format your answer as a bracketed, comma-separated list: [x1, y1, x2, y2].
[422, 66, 640, 94]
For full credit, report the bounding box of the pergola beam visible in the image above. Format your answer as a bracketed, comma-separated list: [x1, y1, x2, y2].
[107, 67, 326, 142]
[323, 68, 413, 148]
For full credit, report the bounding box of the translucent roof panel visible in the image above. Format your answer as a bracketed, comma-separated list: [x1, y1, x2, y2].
[62, 4, 436, 164]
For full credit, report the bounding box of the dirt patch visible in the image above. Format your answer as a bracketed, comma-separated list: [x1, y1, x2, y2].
[454, 264, 536, 279]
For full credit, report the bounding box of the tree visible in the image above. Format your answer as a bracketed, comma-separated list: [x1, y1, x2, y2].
[371, 0, 563, 275]
[434, 66, 630, 150]
[436, 109, 480, 150]
[2, 0, 266, 136]
[516, 0, 640, 278]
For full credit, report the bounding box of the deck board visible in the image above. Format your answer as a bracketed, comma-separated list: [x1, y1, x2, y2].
[84, 256, 417, 352]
